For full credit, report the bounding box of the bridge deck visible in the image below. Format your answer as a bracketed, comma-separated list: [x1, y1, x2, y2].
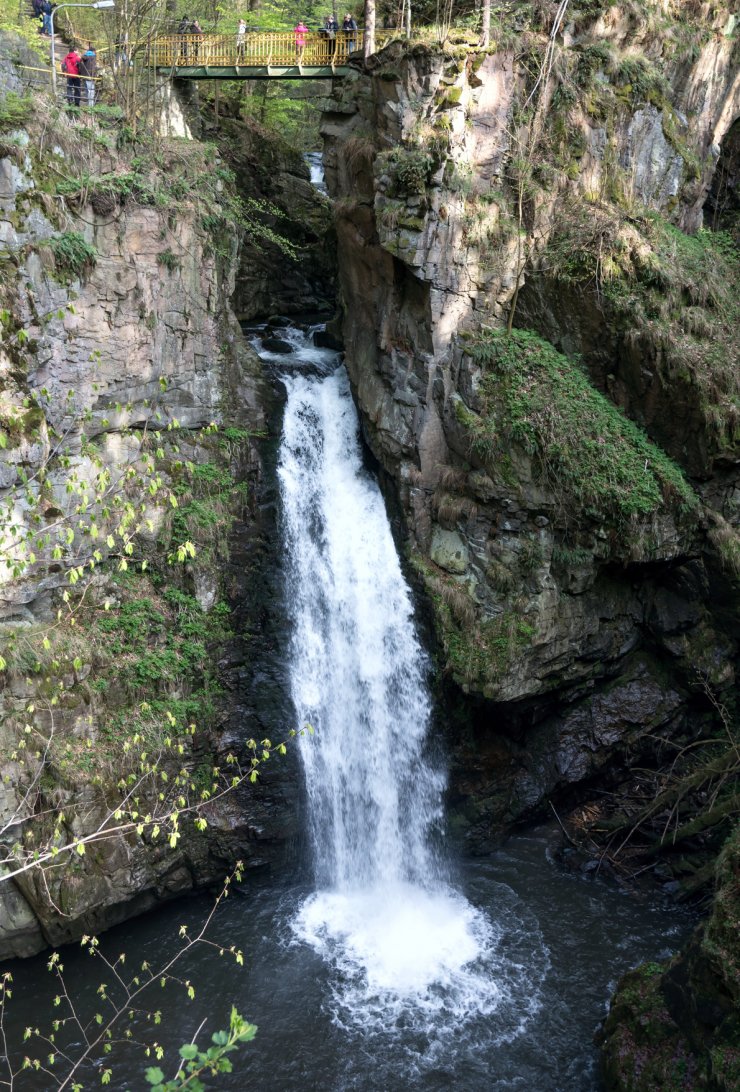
[151, 31, 363, 77]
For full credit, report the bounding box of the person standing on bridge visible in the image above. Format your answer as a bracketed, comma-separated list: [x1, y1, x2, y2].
[236, 18, 247, 62]
[294, 20, 309, 62]
[323, 13, 338, 57]
[190, 18, 203, 61]
[177, 14, 190, 62]
[342, 12, 357, 55]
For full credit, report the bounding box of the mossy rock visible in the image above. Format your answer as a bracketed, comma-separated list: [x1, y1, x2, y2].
[397, 215, 426, 232]
[462, 328, 697, 533]
[436, 87, 463, 110]
[601, 826, 740, 1091]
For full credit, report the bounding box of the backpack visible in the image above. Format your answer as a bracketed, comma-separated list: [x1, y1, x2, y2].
[61, 58, 69, 73]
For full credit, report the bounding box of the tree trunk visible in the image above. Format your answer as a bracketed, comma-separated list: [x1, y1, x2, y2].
[363, 0, 375, 59]
[480, 0, 491, 48]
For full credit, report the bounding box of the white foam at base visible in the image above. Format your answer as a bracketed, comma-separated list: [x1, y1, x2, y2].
[289, 881, 542, 1048]
[296, 883, 495, 996]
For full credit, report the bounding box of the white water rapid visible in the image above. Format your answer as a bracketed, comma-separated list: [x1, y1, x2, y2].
[303, 151, 329, 196]
[276, 349, 541, 1040]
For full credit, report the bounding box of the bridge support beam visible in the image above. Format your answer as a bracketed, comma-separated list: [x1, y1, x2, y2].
[156, 65, 351, 81]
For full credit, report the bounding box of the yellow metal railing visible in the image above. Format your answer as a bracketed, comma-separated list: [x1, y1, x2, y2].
[149, 31, 364, 69]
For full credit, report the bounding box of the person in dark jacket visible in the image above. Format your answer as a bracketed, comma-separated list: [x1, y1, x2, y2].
[41, 0, 53, 36]
[323, 13, 338, 57]
[190, 18, 203, 61]
[342, 12, 357, 54]
[79, 43, 97, 106]
[177, 14, 189, 61]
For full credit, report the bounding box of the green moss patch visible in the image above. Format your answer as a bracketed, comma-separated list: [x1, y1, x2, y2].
[464, 327, 697, 528]
[544, 205, 740, 458]
[0, 91, 32, 132]
[410, 552, 534, 696]
[601, 962, 700, 1091]
[442, 609, 534, 696]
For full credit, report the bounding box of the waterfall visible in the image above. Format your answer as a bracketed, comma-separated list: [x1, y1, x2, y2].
[278, 367, 443, 891]
[277, 358, 517, 1029]
[303, 151, 329, 196]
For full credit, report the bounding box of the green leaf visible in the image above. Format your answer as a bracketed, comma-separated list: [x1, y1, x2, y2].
[144, 1066, 164, 1085]
[179, 1043, 198, 1060]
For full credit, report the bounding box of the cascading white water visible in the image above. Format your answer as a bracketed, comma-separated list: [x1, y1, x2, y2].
[276, 354, 536, 1034]
[303, 151, 329, 196]
[279, 368, 443, 890]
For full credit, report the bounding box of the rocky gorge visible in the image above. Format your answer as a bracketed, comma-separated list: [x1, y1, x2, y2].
[316, 4, 739, 1084]
[0, 2, 738, 1088]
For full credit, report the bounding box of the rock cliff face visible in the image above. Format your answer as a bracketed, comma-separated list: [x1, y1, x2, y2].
[320, 5, 739, 841]
[0, 90, 301, 959]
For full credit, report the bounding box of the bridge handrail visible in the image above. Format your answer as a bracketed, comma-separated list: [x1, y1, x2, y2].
[149, 30, 365, 69]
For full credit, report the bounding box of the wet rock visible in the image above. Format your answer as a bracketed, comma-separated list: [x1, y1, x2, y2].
[313, 328, 344, 350]
[262, 336, 294, 353]
[601, 828, 740, 1090]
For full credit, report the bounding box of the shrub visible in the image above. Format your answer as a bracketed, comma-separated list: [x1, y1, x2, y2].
[158, 248, 180, 272]
[386, 147, 435, 195]
[0, 91, 32, 131]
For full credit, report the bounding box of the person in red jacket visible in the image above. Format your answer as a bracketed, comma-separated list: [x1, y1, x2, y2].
[61, 47, 82, 107]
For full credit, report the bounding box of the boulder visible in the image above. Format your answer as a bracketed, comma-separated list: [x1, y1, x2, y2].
[261, 336, 293, 354]
[313, 328, 344, 350]
[430, 528, 469, 574]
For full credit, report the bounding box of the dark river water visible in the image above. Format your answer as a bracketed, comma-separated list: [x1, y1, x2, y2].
[3, 830, 689, 1091]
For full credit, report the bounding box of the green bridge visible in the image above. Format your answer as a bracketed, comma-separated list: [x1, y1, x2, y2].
[151, 30, 363, 79]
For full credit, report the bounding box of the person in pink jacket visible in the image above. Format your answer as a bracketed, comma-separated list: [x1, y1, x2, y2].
[294, 21, 309, 61]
